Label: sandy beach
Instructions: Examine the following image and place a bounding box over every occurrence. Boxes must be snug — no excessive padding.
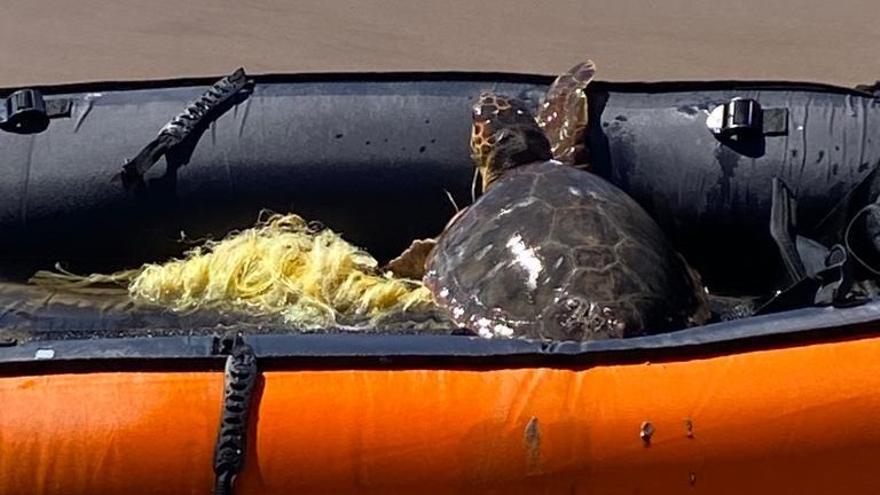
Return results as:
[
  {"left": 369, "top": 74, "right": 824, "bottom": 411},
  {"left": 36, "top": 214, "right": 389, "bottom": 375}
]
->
[{"left": 1, "top": 0, "right": 878, "bottom": 88}]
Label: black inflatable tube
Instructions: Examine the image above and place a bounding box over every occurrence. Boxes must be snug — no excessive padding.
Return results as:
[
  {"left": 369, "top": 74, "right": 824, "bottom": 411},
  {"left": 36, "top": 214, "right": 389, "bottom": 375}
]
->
[
  {"left": 2, "top": 299, "right": 879, "bottom": 370},
  {"left": 1, "top": 72, "right": 879, "bottom": 293}
]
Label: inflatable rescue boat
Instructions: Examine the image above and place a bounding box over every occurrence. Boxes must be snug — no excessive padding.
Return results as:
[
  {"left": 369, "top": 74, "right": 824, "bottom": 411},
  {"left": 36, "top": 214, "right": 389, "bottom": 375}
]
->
[{"left": 2, "top": 69, "right": 880, "bottom": 494}]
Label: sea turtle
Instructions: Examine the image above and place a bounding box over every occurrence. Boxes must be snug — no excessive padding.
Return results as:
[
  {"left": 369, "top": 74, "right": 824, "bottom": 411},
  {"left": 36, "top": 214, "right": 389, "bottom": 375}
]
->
[
  {"left": 422, "top": 92, "right": 709, "bottom": 340},
  {"left": 385, "top": 59, "right": 597, "bottom": 277}
]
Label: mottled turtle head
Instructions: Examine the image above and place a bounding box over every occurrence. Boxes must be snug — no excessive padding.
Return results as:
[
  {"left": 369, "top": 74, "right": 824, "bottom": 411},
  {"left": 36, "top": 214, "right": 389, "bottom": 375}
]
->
[{"left": 471, "top": 92, "right": 552, "bottom": 192}]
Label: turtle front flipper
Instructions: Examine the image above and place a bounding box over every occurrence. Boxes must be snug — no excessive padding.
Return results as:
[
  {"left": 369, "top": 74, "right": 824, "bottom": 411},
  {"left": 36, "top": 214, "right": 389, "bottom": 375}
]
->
[
  {"left": 536, "top": 59, "right": 596, "bottom": 168},
  {"left": 384, "top": 238, "right": 437, "bottom": 280},
  {"left": 383, "top": 207, "right": 472, "bottom": 280}
]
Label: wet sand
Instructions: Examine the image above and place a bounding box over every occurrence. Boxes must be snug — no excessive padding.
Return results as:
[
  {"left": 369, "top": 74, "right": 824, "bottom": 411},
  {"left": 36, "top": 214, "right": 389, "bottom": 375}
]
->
[{"left": 1, "top": 0, "right": 879, "bottom": 87}]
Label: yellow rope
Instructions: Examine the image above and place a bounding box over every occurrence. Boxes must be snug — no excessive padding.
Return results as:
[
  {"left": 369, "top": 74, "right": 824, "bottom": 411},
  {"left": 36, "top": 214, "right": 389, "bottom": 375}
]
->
[{"left": 31, "top": 212, "right": 435, "bottom": 329}]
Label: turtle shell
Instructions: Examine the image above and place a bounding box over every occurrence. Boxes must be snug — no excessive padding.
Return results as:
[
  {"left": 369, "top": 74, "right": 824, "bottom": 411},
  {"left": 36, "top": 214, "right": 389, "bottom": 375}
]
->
[{"left": 424, "top": 160, "right": 705, "bottom": 341}]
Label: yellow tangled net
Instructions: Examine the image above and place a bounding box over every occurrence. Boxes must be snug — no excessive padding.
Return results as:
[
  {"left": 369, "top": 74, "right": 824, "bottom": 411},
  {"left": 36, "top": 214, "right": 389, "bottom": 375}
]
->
[{"left": 31, "top": 213, "right": 435, "bottom": 329}]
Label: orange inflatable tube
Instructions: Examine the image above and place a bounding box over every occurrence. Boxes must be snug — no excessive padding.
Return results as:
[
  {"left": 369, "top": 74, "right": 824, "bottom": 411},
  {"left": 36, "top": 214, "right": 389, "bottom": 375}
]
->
[{"left": 2, "top": 334, "right": 880, "bottom": 494}]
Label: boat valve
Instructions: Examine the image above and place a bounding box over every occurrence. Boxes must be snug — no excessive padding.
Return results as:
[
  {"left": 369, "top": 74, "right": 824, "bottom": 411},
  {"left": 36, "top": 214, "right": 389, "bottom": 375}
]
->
[{"left": 707, "top": 97, "right": 788, "bottom": 139}]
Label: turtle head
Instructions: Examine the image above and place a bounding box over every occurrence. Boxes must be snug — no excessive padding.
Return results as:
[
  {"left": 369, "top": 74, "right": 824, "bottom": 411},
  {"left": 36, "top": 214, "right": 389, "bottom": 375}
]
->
[{"left": 471, "top": 92, "right": 552, "bottom": 192}]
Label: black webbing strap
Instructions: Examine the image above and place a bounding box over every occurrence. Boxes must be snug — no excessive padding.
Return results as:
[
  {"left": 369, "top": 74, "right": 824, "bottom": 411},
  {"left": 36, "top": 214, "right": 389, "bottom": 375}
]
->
[
  {"left": 118, "top": 68, "right": 254, "bottom": 188},
  {"left": 769, "top": 178, "right": 807, "bottom": 284},
  {"left": 212, "top": 333, "right": 259, "bottom": 495},
  {"left": 762, "top": 178, "right": 854, "bottom": 314}
]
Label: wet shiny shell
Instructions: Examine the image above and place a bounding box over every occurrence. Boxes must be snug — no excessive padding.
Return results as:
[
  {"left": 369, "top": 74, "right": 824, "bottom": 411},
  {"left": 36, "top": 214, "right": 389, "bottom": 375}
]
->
[{"left": 424, "top": 161, "right": 703, "bottom": 341}]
